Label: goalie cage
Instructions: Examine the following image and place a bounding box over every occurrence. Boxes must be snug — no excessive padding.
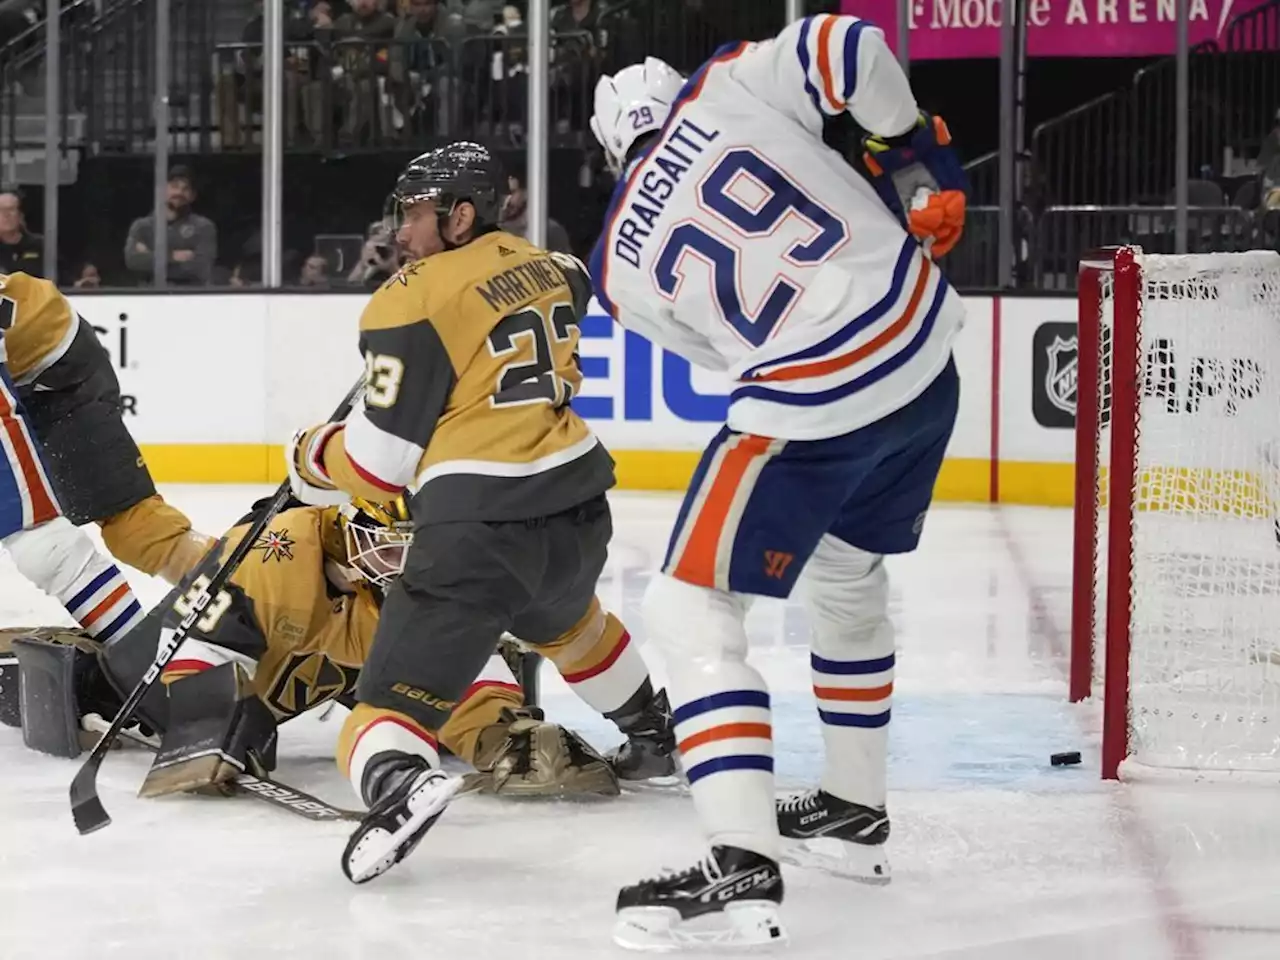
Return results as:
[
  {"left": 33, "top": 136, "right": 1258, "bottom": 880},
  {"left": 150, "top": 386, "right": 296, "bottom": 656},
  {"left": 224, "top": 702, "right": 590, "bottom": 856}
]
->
[{"left": 1070, "top": 246, "right": 1280, "bottom": 782}]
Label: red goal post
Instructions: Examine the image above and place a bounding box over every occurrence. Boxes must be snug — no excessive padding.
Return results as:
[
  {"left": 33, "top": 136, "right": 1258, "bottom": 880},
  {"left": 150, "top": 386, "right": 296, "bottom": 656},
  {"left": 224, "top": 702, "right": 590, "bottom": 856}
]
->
[{"left": 1070, "top": 246, "right": 1280, "bottom": 782}]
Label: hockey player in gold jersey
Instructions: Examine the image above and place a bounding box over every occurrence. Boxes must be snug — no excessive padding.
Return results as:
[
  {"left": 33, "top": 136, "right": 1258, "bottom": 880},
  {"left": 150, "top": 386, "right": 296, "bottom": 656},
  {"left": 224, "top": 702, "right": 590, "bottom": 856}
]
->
[
  {"left": 287, "top": 142, "right": 676, "bottom": 883},
  {"left": 4, "top": 495, "right": 620, "bottom": 800},
  {"left": 0, "top": 270, "right": 211, "bottom": 584}
]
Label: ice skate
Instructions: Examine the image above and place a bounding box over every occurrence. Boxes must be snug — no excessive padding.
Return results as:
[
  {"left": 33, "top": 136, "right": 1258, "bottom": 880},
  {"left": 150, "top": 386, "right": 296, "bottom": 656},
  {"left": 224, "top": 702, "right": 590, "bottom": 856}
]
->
[
  {"left": 613, "top": 845, "right": 786, "bottom": 951},
  {"left": 776, "top": 788, "right": 890, "bottom": 884},
  {"left": 341, "top": 761, "right": 462, "bottom": 884},
  {"left": 608, "top": 687, "right": 680, "bottom": 783}
]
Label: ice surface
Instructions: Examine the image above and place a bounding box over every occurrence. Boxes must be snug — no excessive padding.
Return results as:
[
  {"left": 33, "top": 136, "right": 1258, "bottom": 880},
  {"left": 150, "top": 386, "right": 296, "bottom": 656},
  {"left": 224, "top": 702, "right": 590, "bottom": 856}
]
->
[{"left": 3, "top": 488, "right": 1279, "bottom": 959}]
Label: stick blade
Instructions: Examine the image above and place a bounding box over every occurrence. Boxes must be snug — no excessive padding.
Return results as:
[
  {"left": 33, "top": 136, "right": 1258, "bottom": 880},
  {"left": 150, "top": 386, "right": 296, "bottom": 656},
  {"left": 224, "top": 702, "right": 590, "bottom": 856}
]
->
[{"left": 70, "top": 754, "right": 111, "bottom": 835}]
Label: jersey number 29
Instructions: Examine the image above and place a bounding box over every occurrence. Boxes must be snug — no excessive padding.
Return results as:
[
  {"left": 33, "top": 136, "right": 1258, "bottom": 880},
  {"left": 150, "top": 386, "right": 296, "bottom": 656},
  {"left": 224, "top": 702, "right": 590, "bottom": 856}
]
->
[{"left": 653, "top": 148, "right": 847, "bottom": 348}]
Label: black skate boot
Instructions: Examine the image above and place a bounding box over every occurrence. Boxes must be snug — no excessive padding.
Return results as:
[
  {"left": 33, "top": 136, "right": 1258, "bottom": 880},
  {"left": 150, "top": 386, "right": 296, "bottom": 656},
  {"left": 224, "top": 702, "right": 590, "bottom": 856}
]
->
[
  {"left": 613, "top": 845, "right": 786, "bottom": 951},
  {"left": 341, "top": 754, "right": 463, "bottom": 884},
  {"left": 776, "top": 789, "right": 890, "bottom": 884},
  {"left": 605, "top": 683, "right": 679, "bottom": 782}
]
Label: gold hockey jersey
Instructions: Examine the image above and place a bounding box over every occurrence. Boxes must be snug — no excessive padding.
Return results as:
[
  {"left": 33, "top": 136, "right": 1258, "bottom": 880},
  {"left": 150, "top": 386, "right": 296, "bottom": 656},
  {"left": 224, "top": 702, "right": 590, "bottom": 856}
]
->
[
  {"left": 165, "top": 505, "right": 520, "bottom": 761},
  {"left": 317, "top": 231, "right": 616, "bottom": 522},
  {"left": 165, "top": 505, "right": 380, "bottom": 718},
  {"left": 0, "top": 271, "right": 77, "bottom": 383}
]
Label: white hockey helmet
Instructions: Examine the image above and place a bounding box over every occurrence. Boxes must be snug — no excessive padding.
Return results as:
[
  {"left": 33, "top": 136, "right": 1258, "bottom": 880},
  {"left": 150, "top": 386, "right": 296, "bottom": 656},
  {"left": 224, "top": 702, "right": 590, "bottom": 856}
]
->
[{"left": 591, "top": 57, "right": 686, "bottom": 175}]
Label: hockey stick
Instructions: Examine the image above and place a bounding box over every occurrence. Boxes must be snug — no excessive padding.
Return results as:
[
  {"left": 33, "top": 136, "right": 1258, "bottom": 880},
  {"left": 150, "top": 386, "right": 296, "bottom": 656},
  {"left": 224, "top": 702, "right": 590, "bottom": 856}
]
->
[
  {"left": 80, "top": 713, "right": 364, "bottom": 822},
  {"left": 71, "top": 378, "right": 365, "bottom": 835}
]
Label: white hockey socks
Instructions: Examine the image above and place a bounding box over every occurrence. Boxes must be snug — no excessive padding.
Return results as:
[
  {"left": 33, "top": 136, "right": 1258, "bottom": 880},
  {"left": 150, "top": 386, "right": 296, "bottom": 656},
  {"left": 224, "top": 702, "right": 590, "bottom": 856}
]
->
[
  {"left": 540, "top": 601, "right": 652, "bottom": 716},
  {"left": 799, "top": 535, "right": 894, "bottom": 809},
  {"left": 4, "top": 517, "right": 144, "bottom": 642},
  {"left": 338, "top": 703, "right": 441, "bottom": 805},
  {"left": 644, "top": 573, "right": 778, "bottom": 861}
]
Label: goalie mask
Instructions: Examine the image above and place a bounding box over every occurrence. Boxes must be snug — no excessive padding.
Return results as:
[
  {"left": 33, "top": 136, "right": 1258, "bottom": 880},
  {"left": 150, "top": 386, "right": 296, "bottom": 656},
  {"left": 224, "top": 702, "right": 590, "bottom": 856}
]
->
[{"left": 338, "top": 497, "right": 414, "bottom": 588}]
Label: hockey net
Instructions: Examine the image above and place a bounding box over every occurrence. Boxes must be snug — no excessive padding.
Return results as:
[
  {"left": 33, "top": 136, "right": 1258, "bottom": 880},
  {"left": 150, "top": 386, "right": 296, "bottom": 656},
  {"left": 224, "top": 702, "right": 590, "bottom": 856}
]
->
[{"left": 1071, "top": 247, "right": 1280, "bottom": 781}]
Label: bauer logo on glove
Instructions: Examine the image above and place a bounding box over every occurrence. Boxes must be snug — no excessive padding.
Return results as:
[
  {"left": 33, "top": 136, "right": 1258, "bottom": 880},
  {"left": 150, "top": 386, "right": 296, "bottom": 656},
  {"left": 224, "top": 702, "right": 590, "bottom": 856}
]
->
[{"left": 862, "top": 113, "right": 968, "bottom": 258}]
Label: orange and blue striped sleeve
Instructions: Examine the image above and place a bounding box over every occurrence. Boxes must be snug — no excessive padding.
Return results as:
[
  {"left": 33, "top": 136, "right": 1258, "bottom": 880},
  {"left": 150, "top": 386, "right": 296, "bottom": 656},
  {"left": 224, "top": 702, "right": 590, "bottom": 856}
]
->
[{"left": 734, "top": 15, "right": 919, "bottom": 138}]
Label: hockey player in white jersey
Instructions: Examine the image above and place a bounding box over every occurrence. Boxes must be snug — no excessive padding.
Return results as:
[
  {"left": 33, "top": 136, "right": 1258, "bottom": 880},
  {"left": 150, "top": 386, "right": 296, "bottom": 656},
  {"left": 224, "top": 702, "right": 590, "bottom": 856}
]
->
[{"left": 589, "top": 14, "right": 966, "bottom": 949}]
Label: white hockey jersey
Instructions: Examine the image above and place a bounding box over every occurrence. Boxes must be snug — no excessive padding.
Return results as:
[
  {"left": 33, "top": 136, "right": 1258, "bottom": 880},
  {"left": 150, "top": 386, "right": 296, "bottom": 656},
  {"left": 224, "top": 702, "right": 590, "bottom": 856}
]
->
[{"left": 589, "top": 15, "right": 966, "bottom": 441}]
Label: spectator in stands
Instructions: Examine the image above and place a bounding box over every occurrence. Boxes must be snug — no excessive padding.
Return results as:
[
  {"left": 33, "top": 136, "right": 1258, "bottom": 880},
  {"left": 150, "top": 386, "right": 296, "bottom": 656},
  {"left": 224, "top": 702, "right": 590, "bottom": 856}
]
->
[
  {"left": 447, "top": 0, "right": 502, "bottom": 30},
  {"left": 489, "top": 4, "right": 529, "bottom": 141},
  {"left": 220, "top": 0, "right": 333, "bottom": 148},
  {"left": 0, "top": 1, "right": 38, "bottom": 51},
  {"left": 549, "top": 0, "right": 608, "bottom": 134},
  {"left": 123, "top": 166, "right": 218, "bottom": 286},
  {"left": 317, "top": 0, "right": 397, "bottom": 144},
  {"left": 390, "top": 0, "right": 450, "bottom": 139},
  {"left": 347, "top": 219, "right": 400, "bottom": 288},
  {"left": 72, "top": 263, "right": 101, "bottom": 289},
  {"left": 1258, "top": 108, "right": 1280, "bottom": 176},
  {"left": 499, "top": 169, "right": 571, "bottom": 253},
  {"left": 0, "top": 187, "right": 43, "bottom": 277},
  {"left": 1260, "top": 108, "right": 1280, "bottom": 210},
  {"left": 299, "top": 253, "right": 332, "bottom": 287}
]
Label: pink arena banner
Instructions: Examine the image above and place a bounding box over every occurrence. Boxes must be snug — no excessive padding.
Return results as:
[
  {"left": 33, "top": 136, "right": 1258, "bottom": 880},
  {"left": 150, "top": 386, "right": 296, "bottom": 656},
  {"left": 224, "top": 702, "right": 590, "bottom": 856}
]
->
[{"left": 840, "top": 0, "right": 1275, "bottom": 58}]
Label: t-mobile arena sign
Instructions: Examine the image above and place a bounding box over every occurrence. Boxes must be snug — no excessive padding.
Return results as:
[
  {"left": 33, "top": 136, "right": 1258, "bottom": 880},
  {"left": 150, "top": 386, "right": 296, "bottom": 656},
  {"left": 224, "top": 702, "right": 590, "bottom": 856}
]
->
[{"left": 840, "top": 0, "right": 1274, "bottom": 57}]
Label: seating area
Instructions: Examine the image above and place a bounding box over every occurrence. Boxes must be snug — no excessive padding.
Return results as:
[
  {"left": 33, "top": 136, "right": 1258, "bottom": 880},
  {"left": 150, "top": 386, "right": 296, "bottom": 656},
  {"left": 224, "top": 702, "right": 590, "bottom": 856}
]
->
[{"left": 1, "top": 0, "right": 1277, "bottom": 289}]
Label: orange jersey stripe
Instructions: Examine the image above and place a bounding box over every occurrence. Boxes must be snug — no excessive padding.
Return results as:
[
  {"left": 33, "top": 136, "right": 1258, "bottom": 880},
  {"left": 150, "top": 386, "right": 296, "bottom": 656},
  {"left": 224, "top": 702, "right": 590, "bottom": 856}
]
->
[
  {"left": 81, "top": 582, "right": 130, "bottom": 627},
  {"left": 0, "top": 387, "right": 58, "bottom": 524},
  {"left": 813, "top": 683, "right": 894, "bottom": 702},
  {"left": 751, "top": 259, "right": 932, "bottom": 383},
  {"left": 816, "top": 15, "right": 844, "bottom": 110},
  {"left": 672, "top": 434, "right": 772, "bottom": 588},
  {"left": 679, "top": 722, "right": 773, "bottom": 754}
]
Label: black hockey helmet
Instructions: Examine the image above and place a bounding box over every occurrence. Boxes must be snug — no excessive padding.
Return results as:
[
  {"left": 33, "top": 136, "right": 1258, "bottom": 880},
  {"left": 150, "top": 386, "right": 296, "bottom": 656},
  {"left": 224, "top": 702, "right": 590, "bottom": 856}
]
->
[{"left": 391, "top": 141, "right": 506, "bottom": 240}]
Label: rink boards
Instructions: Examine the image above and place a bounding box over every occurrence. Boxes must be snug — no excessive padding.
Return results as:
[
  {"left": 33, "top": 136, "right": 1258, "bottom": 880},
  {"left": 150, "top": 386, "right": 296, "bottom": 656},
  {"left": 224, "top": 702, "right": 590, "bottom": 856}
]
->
[{"left": 63, "top": 290, "right": 1089, "bottom": 505}]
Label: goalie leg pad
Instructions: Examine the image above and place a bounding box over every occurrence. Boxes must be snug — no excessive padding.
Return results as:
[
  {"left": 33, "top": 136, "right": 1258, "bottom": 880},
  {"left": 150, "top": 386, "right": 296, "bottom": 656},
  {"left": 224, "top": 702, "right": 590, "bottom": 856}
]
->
[
  {"left": 0, "top": 632, "right": 20, "bottom": 728},
  {"left": 97, "top": 603, "right": 173, "bottom": 733},
  {"left": 11, "top": 633, "right": 104, "bottom": 758},
  {"left": 138, "top": 661, "right": 279, "bottom": 798}
]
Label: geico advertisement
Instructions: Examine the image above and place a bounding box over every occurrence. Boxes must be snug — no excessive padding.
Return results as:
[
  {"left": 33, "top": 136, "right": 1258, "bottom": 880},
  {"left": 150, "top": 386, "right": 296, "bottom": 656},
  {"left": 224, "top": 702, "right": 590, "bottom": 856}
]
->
[
  {"left": 68, "top": 294, "right": 269, "bottom": 444},
  {"left": 65, "top": 293, "right": 732, "bottom": 448},
  {"left": 574, "top": 306, "right": 730, "bottom": 449}
]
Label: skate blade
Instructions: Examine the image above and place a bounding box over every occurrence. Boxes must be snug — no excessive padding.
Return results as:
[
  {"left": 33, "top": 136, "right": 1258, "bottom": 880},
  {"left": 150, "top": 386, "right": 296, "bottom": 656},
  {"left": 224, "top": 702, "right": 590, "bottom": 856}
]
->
[
  {"left": 612, "top": 902, "right": 787, "bottom": 952},
  {"left": 345, "top": 775, "right": 463, "bottom": 884},
  {"left": 619, "top": 775, "right": 688, "bottom": 796},
  {"left": 780, "top": 837, "right": 891, "bottom": 885}
]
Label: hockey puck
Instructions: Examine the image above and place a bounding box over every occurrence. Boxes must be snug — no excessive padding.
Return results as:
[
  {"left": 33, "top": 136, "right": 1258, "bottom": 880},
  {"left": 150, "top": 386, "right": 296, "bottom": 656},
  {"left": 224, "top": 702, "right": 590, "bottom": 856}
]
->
[{"left": 1050, "top": 751, "right": 1082, "bottom": 767}]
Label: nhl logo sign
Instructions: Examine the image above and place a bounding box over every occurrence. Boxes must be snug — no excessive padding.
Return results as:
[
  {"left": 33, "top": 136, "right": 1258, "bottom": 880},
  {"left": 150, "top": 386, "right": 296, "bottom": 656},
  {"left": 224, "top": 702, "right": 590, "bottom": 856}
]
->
[
  {"left": 1045, "top": 335, "right": 1078, "bottom": 416},
  {"left": 1032, "top": 322, "right": 1080, "bottom": 429}
]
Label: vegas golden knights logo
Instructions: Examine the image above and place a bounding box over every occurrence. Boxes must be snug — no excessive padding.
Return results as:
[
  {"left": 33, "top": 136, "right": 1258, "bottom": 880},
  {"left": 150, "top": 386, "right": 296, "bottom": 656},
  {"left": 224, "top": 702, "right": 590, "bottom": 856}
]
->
[{"left": 265, "top": 652, "right": 357, "bottom": 716}]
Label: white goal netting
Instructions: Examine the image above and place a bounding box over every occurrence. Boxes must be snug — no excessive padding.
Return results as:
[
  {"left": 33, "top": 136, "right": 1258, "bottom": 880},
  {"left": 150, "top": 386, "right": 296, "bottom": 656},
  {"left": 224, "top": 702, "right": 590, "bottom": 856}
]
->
[{"left": 1090, "top": 250, "right": 1280, "bottom": 778}]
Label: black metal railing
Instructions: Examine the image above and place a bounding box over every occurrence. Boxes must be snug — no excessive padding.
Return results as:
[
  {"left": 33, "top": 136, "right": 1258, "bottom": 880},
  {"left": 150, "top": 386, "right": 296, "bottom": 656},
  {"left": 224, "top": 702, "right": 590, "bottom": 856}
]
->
[
  {"left": 1029, "top": 0, "right": 1280, "bottom": 207},
  {"left": 943, "top": 205, "right": 1001, "bottom": 288},
  {"left": 0, "top": 0, "right": 99, "bottom": 159},
  {"left": 962, "top": 150, "right": 998, "bottom": 205},
  {"left": 1, "top": 0, "right": 219, "bottom": 156},
  {"left": 211, "top": 33, "right": 601, "bottom": 152},
  {"left": 1031, "top": 205, "right": 1269, "bottom": 289},
  {"left": 1030, "top": 41, "right": 1224, "bottom": 206},
  {"left": 76, "top": 0, "right": 216, "bottom": 153}
]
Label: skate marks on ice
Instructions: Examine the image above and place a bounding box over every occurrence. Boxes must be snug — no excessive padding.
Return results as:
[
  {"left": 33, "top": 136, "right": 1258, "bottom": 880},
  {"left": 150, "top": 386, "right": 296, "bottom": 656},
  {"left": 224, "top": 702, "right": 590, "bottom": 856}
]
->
[{"left": 2, "top": 493, "right": 1280, "bottom": 957}]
